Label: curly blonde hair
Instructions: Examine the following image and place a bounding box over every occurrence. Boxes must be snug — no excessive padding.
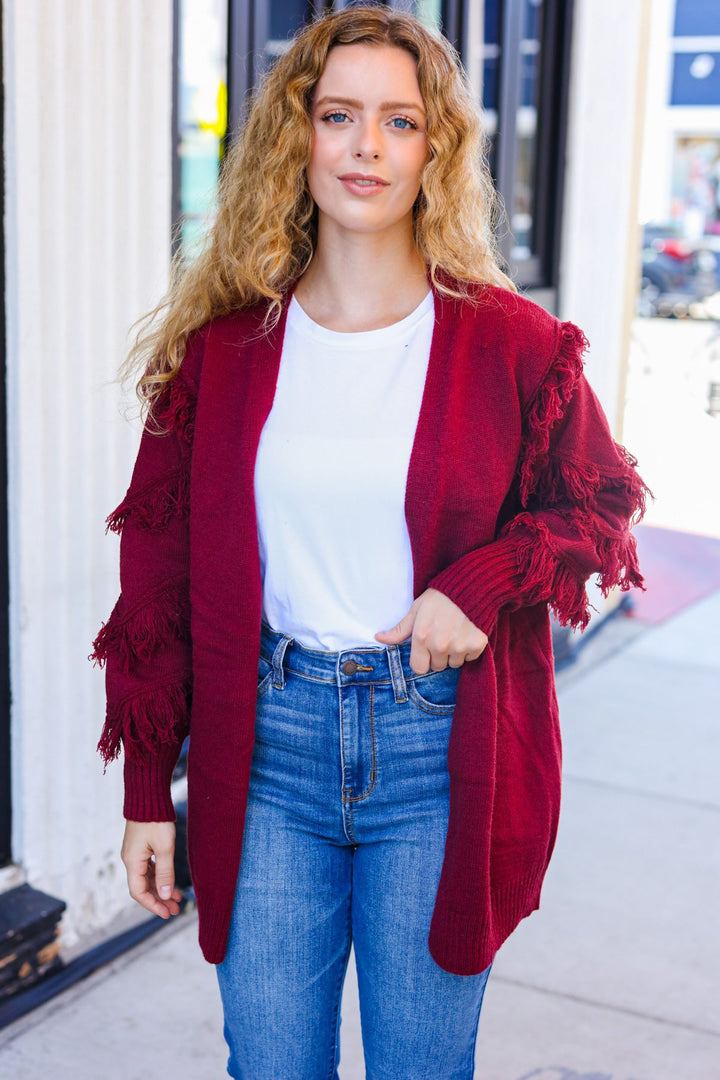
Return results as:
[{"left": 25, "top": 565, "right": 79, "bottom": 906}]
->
[{"left": 128, "top": 4, "right": 515, "bottom": 413}]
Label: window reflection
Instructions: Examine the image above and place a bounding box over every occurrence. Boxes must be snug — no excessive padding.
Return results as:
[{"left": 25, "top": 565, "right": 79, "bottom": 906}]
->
[
  {"left": 512, "top": 0, "right": 542, "bottom": 261},
  {"left": 481, "top": 0, "right": 501, "bottom": 179},
  {"left": 414, "top": 0, "right": 442, "bottom": 30},
  {"left": 264, "top": 0, "right": 313, "bottom": 67},
  {"left": 473, "top": 0, "right": 543, "bottom": 265}
]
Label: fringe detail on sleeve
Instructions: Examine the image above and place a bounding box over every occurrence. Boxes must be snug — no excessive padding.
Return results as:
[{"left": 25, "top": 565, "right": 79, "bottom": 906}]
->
[
  {"left": 90, "top": 579, "right": 190, "bottom": 672},
  {"left": 596, "top": 530, "right": 645, "bottom": 597},
  {"left": 153, "top": 373, "right": 196, "bottom": 446},
  {"left": 504, "top": 514, "right": 592, "bottom": 630},
  {"left": 534, "top": 451, "right": 651, "bottom": 528},
  {"left": 519, "top": 322, "right": 588, "bottom": 506},
  {"left": 504, "top": 501, "right": 647, "bottom": 631},
  {"left": 105, "top": 468, "right": 190, "bottom": 535},
  {"left": 97, "top": 677, "right": 192, "bottom": 767}
]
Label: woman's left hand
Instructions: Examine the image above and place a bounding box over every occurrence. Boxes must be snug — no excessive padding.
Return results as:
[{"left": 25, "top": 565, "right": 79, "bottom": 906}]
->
[{"left": 375, "top": 588, "right": 488, "bottom": 675}]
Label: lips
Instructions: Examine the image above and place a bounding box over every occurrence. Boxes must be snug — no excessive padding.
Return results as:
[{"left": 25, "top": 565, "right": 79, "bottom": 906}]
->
[
  {"left": 338, "top": 173, "right": 390, "bottom": 185},
  {"left": 337, "top": 173, "right": 391, "bottom": 197}
]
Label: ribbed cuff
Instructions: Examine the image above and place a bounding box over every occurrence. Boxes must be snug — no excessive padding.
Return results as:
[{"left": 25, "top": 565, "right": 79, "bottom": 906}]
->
[
  {"left": 428, "top": 866, "right": 545, "bottom": 976},
  {"left": 428, "top": 535, "right": 522, "bottom": 635},
  {"left": 123, "top": 742, "right": 180, "bottom": 822}
]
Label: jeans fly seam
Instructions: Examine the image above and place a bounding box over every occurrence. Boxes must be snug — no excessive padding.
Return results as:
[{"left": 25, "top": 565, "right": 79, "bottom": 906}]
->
[
  {"left": 339, "top": 683, "right": 356, "bottom": 843},
  {"left": 346, "top": 683, "right": 377, "bottom": 803}
]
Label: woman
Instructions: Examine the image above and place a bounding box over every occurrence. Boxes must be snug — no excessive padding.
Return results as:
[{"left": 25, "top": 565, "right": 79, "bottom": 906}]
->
[{"left": 93, "top": 7, "right": 648, "bottom": 1078}]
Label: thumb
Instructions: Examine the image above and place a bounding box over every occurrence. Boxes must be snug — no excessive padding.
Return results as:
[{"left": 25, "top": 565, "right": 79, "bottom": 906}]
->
[
  {"left": 375, "top": 603, "right": 417, "bottom": 644},
  {"left": 154, "top": 849, "right": 176, "bottom": 901}
]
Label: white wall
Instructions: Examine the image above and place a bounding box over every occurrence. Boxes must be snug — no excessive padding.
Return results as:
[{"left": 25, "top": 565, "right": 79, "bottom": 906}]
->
[
  {"left": 559, "top": 0, "right": 651, "bottom": 435},
  {"left": 3, "top": 0, "right": 173, "bottom": 946}
]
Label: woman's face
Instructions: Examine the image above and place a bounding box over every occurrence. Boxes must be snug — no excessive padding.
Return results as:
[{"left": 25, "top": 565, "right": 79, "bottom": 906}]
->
[{"left": 307, "top": 43, "right": 429, "bottom": 242}]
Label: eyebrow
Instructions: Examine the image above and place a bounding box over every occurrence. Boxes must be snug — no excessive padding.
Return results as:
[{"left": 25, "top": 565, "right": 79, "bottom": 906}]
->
[{"left": 314, "top": 95, "right": 426, "bottom": 116}]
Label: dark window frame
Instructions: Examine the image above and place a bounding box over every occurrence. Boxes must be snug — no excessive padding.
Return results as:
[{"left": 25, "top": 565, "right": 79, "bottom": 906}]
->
[{"left": 492, "top": 0, "right": 574, "bottom": 295}]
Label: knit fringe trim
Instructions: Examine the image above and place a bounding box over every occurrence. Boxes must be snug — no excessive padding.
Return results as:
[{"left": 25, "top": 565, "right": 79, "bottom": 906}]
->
[
  {"left": 97, "top": 677, "right": 192, "bottom": 767},
  {"left": 537, "top": 450, "right": 649, "bottom": 597},
  {"left": 504, "top": 509, "right": 646, "bottom": 631},
  {"left": 105, "top": 468, "right": 190, "bottom": 535},
  {"left": 505, "top": 514, "right": 592, "bottom": 630},
  {"left": 90, "top": 580, "right": 190, "bottom": 672},
  {"left": 519, "top": 321, "right": 588, "bottom": 506},
  {"left": 152, "top": 373, "right": 196, "bottom": 446},
  {"left": 535, "top": 451, "right": 651, "bottom": 528}
]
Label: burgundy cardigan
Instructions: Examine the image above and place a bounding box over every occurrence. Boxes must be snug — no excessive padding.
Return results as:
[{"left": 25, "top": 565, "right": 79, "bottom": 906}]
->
[{"left": 92, "top": 284, "right": 648, "bottom": 975}]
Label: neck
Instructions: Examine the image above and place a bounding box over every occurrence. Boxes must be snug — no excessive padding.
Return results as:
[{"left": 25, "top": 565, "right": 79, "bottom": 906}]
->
[{"left": 294, "top": 219, "right": 430, "bottom": 332}]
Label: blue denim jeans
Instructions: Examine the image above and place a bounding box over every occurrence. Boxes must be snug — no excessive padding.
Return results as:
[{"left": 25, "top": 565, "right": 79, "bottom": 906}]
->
[{"left": 216, "top": 624, "right": 491, "bottom": 1080}]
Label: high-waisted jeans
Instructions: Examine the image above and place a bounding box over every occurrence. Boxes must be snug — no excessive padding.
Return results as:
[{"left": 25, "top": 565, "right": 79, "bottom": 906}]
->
[{"left": 216, "top": 624, "right": 491, "bottom": 1080}]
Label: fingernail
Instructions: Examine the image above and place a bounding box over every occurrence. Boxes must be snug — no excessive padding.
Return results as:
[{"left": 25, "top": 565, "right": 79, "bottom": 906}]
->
[{"left": 159, "top": 885, "right": 172, "bottom": 899}]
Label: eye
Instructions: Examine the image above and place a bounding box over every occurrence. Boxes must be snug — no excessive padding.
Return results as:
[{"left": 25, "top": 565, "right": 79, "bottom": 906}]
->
[
  {"left": 389, "top": 115, "right": 418, "bottom": 130},
  {"left": 321, "top": 111, "right": 350, "bottom": 124}
]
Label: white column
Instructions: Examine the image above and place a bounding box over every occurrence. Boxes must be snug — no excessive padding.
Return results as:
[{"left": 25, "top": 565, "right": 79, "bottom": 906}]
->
[
  {"left": 3, "top": 0, "right": 173, "bottom": 945},
  {"left": 559, "top": 0, "right": 652, "bottom": 434}
]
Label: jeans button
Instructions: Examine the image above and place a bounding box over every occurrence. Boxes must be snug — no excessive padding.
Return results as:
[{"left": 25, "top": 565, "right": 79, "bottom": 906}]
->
[{"left": 341, "top": 659, "right": 359, "bottom": 675}]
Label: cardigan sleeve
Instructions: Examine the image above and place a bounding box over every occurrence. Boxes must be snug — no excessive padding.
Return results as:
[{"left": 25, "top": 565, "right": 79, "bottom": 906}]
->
[
  {"left": 428, "top": 321, "right": 650, "bottom": 635},
  {"left": 91, "top": 336, "right": 203, "bottom": 822}
]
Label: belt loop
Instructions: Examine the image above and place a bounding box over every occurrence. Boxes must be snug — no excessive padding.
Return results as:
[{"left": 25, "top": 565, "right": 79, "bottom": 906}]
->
[
  {"left": 272, "top": 635, "right": 292, "bottom": 690},
  {"left": 387, "top": 644, "right": 408, "bottom": 704}
]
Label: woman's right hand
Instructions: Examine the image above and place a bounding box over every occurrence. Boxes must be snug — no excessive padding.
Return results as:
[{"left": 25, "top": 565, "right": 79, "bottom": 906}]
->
[{"left": 121, "top": 820, "right": 183, "bottom": 919}]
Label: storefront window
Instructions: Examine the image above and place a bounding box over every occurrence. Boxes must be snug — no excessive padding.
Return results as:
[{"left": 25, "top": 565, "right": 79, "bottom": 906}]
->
[
  {"left": 175, "top": 0, "right": 228, "bottom": 252},
  {"left": 670, "top": 136, "right": 720, "bottom": 238},
  {"left": 479, "top": 0, "right": 547, "bottom": 274},
  {"left": 511, "top": 0, "right": 543, "bottom": 261},
  {"left": 481, "top": 0, "right": 501, "bottom": 167},
  {"left": 263, "top": 0, "right": 314, "bottom": 68},
  {"left": 173, "top": 0, "right": 570, "bottom": 296}
]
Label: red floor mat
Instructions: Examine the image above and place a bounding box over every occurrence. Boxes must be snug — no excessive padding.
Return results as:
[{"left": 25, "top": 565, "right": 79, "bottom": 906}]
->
[{"left": 629, "top": 524, "right": 720, "bottom": 624}]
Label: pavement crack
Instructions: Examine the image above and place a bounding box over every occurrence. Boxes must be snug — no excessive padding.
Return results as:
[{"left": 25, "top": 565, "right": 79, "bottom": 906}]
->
[
  {"left": 491, "top": 976, "right": 720, "bottom": 1039},
  {"left": 561, "top": 772, "right": 720, "bottom": 813}
]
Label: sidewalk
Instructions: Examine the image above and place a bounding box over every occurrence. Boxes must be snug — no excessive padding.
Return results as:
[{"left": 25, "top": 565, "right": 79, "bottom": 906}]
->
[{"left": 0, "top": 579, "right": 718, "bottom": 1079}]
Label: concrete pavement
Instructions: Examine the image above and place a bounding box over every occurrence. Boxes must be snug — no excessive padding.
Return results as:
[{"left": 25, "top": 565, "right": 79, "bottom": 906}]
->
[{"left": 0, "top": 582, "right": 718, "bottom": 1079}]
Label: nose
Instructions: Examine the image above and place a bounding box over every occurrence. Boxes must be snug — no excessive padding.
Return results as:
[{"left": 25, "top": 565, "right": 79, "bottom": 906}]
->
[{"left": 352, "top": 119, "right": 382, "bottom": 161}]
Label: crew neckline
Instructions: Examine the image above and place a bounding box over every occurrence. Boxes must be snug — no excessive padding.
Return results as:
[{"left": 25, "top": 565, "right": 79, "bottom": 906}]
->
[{"left": 288, "top": 290, "right": 434, "bottom": 349}]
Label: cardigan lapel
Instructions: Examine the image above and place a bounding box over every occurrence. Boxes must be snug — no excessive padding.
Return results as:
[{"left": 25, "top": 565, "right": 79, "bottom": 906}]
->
[
  {"left": 190, "top": 301, "right": 291, "bottom": 726},
  {"left": 405, "top": 287, "right": 465, "bottom": 596}
]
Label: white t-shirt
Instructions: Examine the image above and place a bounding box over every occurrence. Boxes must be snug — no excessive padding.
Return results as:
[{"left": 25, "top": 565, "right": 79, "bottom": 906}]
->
[{"left": 254, "top": 291, "right": 434, "bottom": 651}]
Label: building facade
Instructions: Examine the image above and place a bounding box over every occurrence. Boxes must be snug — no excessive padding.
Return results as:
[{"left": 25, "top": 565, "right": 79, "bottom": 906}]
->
[{"left": 640, "top": 0, "right": 720, "bottom": 238}]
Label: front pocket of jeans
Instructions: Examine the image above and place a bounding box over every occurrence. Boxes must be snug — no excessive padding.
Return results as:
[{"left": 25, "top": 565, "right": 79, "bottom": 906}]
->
[{"left": 407, "top": 667, "right": 459, "bottom": 713}]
